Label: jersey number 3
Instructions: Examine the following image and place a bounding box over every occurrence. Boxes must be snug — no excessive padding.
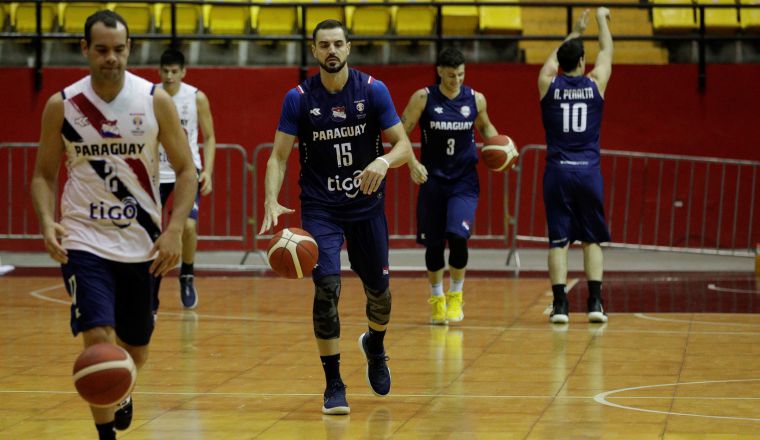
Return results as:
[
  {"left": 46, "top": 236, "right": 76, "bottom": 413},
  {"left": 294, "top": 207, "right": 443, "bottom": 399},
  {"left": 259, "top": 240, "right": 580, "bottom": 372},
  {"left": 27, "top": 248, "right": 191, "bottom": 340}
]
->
[{"left": 560, "top": 103, "right": 587, "bottom": 133}]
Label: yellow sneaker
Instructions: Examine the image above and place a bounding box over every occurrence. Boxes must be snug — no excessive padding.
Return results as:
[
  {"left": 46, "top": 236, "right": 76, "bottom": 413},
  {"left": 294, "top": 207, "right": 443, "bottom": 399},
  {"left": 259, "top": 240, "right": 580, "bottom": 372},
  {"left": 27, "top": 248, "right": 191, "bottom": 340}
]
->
[
  {"left": 445, "top": 291, "right": 464, "bottom": 322},
  {"left": 428, "top": 295, "right": 447, "bottom": 325}
]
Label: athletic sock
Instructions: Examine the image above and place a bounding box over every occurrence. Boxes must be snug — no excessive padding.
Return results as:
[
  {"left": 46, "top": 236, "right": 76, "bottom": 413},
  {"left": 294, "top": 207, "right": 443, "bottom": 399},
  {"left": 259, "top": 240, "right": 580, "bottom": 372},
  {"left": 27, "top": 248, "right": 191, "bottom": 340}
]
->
[
  {"left": 180, "top": 262, "right": 194, "bottom": 277},
  {"left": 588, "top": 280, "right": 602, "bottom": 299},
  {"left": 320, "top": 354, "right": 341, "bottom": 384},
  {"left": 450, "top": 278, "right": 464, "bottom": 293},
  {"left": 96, "top": 422, "right": 116, "bottom": 440},
  {"left": 552, "top": 284, "right": 567, "bottom": 303},
  {"left": 367, "top": 327, "right": 386, "bottom": 355},
  {"left": 430, "top": 282, "right": 444, "bottom": 297}
]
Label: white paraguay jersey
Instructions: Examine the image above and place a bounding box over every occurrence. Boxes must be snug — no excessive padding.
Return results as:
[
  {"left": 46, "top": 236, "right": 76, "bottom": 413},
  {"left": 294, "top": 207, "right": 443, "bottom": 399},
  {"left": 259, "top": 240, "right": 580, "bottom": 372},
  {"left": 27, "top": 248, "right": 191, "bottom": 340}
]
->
[
  {"left": 157, "top": 82, "right": 200, "bottom": 183},
  {"left": 60, "top": 72, "right": 161, "bottom": 262}
]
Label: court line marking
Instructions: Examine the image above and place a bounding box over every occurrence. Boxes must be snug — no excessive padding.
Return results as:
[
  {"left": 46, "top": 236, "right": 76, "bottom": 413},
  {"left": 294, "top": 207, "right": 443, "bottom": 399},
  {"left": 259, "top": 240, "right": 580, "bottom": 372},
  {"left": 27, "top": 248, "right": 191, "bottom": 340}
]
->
[
  {"left": 29, "top": 285, "right": 760, "bottom": 335},
  {"left": 594, "top": 378, "right": 760, "bottom": 422},
  {"left": 707, "top": 283, "right": 760, "bottom": 295},
  {"left": 635, "top": 313, "right": 760, "bottom": 328}
]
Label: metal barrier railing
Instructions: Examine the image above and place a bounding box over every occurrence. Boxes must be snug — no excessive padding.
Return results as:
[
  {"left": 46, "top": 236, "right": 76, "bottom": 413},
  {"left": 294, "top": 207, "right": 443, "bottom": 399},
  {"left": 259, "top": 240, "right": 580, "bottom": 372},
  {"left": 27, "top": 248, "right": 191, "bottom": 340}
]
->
[
  {"left": 247, "top": 142, "right": 511, "bottom": 258},
  {"left": 506, "top": 145, "right": 760, "bottom": 268},
  {"left": 0, "top": 142, "right": 248, "bottom": 248}
]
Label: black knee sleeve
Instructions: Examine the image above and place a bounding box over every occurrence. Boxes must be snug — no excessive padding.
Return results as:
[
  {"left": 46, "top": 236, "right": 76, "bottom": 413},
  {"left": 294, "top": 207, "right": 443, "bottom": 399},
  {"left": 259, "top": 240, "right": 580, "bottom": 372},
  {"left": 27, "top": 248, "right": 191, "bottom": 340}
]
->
[
  {"left": 313, "top": 275, "right": 341, "bottom": 340},
  {"left": 425, "top": 241, "right": 446, "bottom": 272},
  {"left": 447, "top": 233, "right": 469, "bottom": 269},
  {"left": 363, "top": 284, "right": 392, "bottom": 326}
]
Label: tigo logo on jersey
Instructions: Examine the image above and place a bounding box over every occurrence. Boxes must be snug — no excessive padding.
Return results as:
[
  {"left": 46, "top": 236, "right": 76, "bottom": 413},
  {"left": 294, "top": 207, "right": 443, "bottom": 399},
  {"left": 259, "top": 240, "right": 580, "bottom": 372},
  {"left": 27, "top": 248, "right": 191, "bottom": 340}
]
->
[
  {"left": 89, "top": 197, "right": 138, "bottom": 228},
  {"left": 434, "top": 106, "right": 444, "bottom": 114},
  {"left": 331, "top": 106, "right": 347, "bottom": 122},
  {"left": 460, "top": 106, "right": 471, "bottom": 118}
]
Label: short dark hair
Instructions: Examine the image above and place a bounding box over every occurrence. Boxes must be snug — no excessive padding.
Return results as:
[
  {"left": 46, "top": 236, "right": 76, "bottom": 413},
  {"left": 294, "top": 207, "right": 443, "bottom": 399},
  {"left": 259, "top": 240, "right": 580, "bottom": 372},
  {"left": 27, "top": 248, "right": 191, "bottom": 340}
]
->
[
  {"left": 557, "top": 38, "right": 584, "bottom": 72},
  {"left": 437, "top": 47, "right": 466, "bottom": 68},
  {"left": 312, "top": 19, "right": 349, "bottom": 42},
  {"left": 160, "top": 48, "right": 186, "bottom": 68},
  {"left": 84, "top": 10, "right": 129, "bottom": 45}
]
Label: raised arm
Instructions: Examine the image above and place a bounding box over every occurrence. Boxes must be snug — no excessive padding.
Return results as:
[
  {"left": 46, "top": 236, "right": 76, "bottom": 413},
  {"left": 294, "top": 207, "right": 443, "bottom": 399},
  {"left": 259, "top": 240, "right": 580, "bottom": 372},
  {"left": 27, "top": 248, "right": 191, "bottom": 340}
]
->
[
  {"left": 474, "top": 92, "right": 498, "bottom": 140},
  {"left": 538, "top": 8, "right": 590, "bottom": 99},
  {"left": 589, "top": 7, "right": 613, "bottom": 96},
  {"left": 31, "top": 93, "right": 68, "bottom": 264},
  {"left": 196, "top": 90, "right": 217, "bottom": 196}
]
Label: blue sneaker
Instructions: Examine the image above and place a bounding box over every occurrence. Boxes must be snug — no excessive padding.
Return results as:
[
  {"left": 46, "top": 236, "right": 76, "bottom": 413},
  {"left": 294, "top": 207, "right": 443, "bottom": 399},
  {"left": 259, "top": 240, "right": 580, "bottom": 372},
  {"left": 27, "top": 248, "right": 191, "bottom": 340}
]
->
[
  {"left": 322, "top": 379, "right": 350, "bottom": 415},
  {"left": 179, "top": 275, "right": 198, "bottom": 309},
  {"left": 358, "top": 332, "right": 391, "bottom": 396}
]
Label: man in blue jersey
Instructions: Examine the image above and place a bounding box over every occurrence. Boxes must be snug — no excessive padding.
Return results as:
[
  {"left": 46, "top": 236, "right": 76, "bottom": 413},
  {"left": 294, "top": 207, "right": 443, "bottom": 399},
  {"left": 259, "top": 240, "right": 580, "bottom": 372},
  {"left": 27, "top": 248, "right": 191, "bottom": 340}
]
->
[
  {"left": 538, "top": 7, "right": 613, "bottom": 324},
  {"left": 259, "top": 19, "right": 412, "bottom": 415},
  {"left": 400, "top": 47, "right": 500, "bottom": 325}
]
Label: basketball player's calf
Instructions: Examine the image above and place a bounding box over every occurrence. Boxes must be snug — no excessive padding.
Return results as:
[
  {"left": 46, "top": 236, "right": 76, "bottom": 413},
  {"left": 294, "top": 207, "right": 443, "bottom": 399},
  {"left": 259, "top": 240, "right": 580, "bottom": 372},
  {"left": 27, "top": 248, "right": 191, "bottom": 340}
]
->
[
  {"left": 358, "top": 283, "right": 392, "bottom": 396},
  {"left": 313, "top": 276, "right": 349, "bottom": 415}
]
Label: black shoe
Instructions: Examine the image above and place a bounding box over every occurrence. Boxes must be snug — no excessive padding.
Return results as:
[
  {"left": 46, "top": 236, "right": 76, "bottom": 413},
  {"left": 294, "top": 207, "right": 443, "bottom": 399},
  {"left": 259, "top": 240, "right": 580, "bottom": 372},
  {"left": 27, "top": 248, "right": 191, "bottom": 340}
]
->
[
  {"left": 549, "top": 299, "right": 569, "bottom": 324},
  {"left": 587, "top": 296, "right": 608, "bottom": 323},
  {"left": 179, "top": 275, "right": 198, "bottom": 309},
  {"left": 114, "top": 395, "right": 132, "bottom": 431},
  {"left": 358, "top": 332, "right": 391, "bottom": 396},
  {"left": 322, "top": 378, "right": 350, "bottom": 415}
]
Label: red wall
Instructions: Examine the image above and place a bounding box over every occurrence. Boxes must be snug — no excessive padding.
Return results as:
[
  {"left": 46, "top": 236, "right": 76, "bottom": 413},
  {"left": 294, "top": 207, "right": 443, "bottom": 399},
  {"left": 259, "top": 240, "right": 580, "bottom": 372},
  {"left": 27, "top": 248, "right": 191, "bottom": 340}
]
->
[{"left": 2, "top": 64, "right": 758, "bottom": 252}]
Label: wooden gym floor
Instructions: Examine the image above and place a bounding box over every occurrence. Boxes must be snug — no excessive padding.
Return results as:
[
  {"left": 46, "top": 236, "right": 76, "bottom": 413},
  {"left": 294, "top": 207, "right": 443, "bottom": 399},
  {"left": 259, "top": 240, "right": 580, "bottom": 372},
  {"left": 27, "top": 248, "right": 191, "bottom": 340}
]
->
[{"left": 1, "top": 273, "right": 759, "bottom": 439}]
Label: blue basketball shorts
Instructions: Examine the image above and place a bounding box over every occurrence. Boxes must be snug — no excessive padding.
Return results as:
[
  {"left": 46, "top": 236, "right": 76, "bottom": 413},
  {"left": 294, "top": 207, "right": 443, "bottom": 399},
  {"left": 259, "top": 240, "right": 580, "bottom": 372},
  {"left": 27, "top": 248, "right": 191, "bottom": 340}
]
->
[
  {"left": 543, "top": 167, "right": 611, "bottom": 248},
  {"left": 416, "top": 173, "right": 479, "bottom": 246},
  {"left": 302, "top": 212, "right": 390, "bottom": 292},
  {"left": 61, "top": 250, "right": 156, "bottom": 346},
  {"left": 159, "top": 169, "right": 201, "bottom": 220}
]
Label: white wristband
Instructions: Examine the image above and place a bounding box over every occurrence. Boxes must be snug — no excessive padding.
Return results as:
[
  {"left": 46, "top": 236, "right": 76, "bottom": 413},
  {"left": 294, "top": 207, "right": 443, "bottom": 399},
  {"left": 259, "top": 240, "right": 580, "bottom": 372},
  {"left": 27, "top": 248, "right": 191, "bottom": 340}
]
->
[{"left": 375, "top": 156, "right": 390, "bottom": 168}]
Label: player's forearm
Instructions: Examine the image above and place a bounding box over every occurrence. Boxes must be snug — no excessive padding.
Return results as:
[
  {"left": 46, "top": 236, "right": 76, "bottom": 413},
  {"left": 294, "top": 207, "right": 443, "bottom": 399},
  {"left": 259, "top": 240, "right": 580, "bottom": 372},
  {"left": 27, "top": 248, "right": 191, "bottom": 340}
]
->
[
  {"left": 480, "top": 124, "right": 499, "bottom": 140},
  {"left": 263, "top": 157, "right": 287, "bottom": 203},
  {"left": 166, "top": 167, "right": 196, "bottom": 232},
  {"left": 202, "top": 137, "right": 216, "bottom": 174},
  {"left": 31, "top": 175, "right": 57, "bottom": 227},
  {"left": 381, "top": 138, "right": 412, "bottom": 168},
  {"left": 597, "top": 18, "right": 613, "bottom": 54}
]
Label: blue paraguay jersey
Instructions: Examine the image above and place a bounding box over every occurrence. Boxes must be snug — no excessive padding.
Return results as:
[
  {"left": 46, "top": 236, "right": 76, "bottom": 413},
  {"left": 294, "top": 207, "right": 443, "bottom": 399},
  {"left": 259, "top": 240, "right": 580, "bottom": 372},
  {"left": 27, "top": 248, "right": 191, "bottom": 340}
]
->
[
  {"left": 541, "top": 75, "right": 604, "bottom": 170},
  {"left": 277, "top": 69, "right": 400, "bottom": 220},
  {"left": 419, "top": 85, "right": 478, "bottom": 180}
]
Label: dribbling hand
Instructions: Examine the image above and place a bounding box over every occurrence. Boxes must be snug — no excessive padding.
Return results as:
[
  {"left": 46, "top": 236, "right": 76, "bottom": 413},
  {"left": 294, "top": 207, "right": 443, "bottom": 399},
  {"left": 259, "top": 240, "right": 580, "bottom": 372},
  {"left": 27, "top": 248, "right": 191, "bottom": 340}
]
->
[{"left": 259, "top": 200, "right": 295, "bottom": 235}]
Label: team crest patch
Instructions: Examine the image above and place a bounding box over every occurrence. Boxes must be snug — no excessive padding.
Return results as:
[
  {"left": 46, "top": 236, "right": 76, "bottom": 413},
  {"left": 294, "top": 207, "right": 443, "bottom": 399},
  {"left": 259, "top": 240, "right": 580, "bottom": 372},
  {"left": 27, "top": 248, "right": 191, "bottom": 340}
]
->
[
  {"left": 101, "top": 120, "right": 121, "bottom": 138},
  {"left": 434, "top": 106, "right": 444, "bottom": 114},
  {"left": 355, "top": 100, "right": 366, "bottom": 119},
  {"left": 331, "top": 105, "right": 347, "bottom": 122},
  {"left": 131, "top": 114, "right": 145, "bottom": 136},
  {"left": 460, "top": 105, "right": 471, "bottom": 118}
]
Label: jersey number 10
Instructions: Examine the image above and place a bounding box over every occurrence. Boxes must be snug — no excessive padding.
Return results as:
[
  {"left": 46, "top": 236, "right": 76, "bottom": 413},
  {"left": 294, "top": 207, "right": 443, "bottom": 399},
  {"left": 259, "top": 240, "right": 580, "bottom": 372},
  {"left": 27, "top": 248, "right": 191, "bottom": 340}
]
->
[{"left": 560, "top": 102, "right": 587, "bottom": 133}]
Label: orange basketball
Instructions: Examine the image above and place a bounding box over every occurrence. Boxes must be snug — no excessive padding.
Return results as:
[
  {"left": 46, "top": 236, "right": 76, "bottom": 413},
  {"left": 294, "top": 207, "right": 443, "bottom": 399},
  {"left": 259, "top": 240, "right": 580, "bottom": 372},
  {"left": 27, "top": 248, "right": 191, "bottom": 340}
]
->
[
  {"left": 72, "top": 343, "right": 136, "bottom": 408},
  {"left": 267, "top": 227, "right": 319, "bottom": 279},
  {"left": 481, "top": 135, "right": 519, "bottom": 172}
]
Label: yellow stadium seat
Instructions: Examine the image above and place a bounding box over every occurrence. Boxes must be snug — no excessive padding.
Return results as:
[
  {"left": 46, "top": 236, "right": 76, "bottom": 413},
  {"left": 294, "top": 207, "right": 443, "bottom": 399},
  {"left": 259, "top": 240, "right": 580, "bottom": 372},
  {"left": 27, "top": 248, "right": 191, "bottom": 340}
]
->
[
  {"left": 0, "top": 4, "right": 8, "bottom": 30},
  {"left": 256, "top": 0, "right": 299, "bottom": 36},
  {"left": 11, "top": 2, "right": 58, "bottom": 33},
  {"left": 741, "top": 0, "right": 760, "bottom": 30},
  {"left": 205, "top": 0, "right": 249, "bottom": 35},
  {"left": 60, "top": 3, "right": 105, "bottom": 34},
  {"left": 436, "top": 0, "right": 478, "bottom": 35},
  {"left": 393, "top": 3, "right": 436, "bottom": 36},
  {"left": 156, "top": 3, "right": 202, "bottom": 34},
  {"left": 299, "top": 0, "right": 345, "bottom": 35},
  {"left": 108, "top": 3, "right": 152, "bottom": 34},
  {"left": 479, "top": 0, "right": 522, "bottom": 34},
  {"left": 348, "top": 0, "right": 391, "bottom": 36},
  {"left": 652, "top": 0, "right": 697, "bottom": 32},
  {"left": 697, "top": 0, "right": 741, "bottom": 31}
]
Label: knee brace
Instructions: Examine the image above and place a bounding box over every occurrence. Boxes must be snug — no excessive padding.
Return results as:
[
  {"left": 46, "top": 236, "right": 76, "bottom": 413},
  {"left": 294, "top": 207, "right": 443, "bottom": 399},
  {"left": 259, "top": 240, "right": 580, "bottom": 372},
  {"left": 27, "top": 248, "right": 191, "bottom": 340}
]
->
[
  {"left": 447, "top": 233, "right": 469, "bottom": 269},
  {"left": 425, "top": 241, "right": 446, "bottom": 272},
  {"left": 363, "top": 284, "right": 392, "bottom": 326},
  {"left": 313, "top": 275, "right": 341, "bottom": 340}
]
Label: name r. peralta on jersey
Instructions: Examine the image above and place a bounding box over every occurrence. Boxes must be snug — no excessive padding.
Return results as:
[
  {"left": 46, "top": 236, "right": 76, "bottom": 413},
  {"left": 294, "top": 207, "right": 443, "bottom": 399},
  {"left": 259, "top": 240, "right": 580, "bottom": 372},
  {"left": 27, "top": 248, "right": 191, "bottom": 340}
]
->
[{"left": 59, "top": 72, "right": 161, "bottom": 262}]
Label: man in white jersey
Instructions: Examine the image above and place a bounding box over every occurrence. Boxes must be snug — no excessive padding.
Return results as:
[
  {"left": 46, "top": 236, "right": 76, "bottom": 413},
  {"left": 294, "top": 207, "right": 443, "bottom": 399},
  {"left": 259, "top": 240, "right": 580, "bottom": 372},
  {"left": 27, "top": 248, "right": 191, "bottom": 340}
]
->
[
  {"left": 156, "top": 48, "right": 217, "bottom": 310},
  {"left": 30, "top": 11, "right": 196, "bottom": 440}
]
